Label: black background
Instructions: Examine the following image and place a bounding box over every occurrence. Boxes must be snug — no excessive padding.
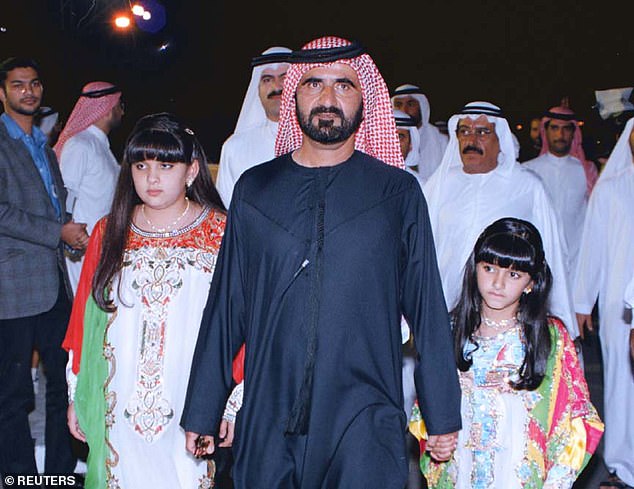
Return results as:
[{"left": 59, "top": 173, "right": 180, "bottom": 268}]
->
[{"left": 3, "top": 0, "right": 632, "bottom": 162}]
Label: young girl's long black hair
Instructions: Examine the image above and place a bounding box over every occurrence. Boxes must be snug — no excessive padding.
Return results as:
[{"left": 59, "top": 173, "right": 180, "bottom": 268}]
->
[
  {"left": 452, "top": 217, "right": 552, "bottom": 390},
  {"left": 93, "top": 112, "right": 225, "bottom": 312}
]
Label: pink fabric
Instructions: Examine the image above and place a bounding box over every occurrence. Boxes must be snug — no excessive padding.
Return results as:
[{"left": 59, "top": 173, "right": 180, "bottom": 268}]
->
[
  {"left": 540, "top": 106, "right": 598, "bottom": 195},
  {"left": 275, "top": 36, "right": 403, "bottom": 168},
  {"left": 53, "top": 81, "right": 121, "bottom": 160}
]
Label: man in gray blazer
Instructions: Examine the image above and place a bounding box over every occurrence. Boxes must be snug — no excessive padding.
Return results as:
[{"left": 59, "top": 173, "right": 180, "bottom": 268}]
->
[{"left": 0, "top": 57, "right": 89, "bottom": 477}]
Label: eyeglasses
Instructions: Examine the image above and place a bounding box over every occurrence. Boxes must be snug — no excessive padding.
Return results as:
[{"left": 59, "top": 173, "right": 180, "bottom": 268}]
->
[{"left": 456, "top": 126, "right": 494, "bottom": 139}]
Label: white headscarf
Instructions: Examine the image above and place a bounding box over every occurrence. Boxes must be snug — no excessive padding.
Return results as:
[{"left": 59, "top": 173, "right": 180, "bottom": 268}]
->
[
  {"left": 393, "top": 109, "right": 421, "bottom": 168},
  {"left": 424, "top": 101, "right": 518, "bottom": 222},
  {"left": 597, "top": 116, "right": 634, "bottom": 182},
  {"left": 391, "top": 84, "right": 448, "bottom": 168},
  {"left": 233, "top": 46, "right": 291, "bottom": 134}
]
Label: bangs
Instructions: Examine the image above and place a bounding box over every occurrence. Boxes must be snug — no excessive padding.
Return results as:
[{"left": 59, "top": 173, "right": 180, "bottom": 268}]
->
[
  {"left": 476, "top": 233, "right": 537, "bottom": 273},
  {"left": 125, "top": 129, "right": 191, "bottom": 164}
]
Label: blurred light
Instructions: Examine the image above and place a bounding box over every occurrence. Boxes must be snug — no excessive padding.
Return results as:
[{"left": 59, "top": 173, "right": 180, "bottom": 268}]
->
[
  {"left": 114, "top": 15, "right": 131, "bottom": 28},
  {"left": 578, "top": 121, "right": 585, "bottom": 127},
  {"left": 134, "top": 0, "right": 166, "bottom": 33},
  {"left": 0, "top": 27, "right": 7, "bottom": 33},
  {"left": 158, "top": 42, "right": 169, "bottom": 52},
  {"left": 516, "top": 124, "right": 523, "bottom": 130},
  {"left": 131, "top": 4, "right": 145, "bottom": 16}
]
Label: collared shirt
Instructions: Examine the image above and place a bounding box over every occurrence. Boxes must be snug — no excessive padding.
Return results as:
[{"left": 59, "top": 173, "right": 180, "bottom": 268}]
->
[{"left": 1, "top": 112, "right": 62, "bottom": 219}]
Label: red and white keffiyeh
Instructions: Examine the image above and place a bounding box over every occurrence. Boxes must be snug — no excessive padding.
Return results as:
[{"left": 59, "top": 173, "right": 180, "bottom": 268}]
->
[
  {"left": 53, "top": 81, "right": 121, "bottom": 159},
  {"left": 275, "top": 36, "right": 403, "bottom": 168},
  {"left": 540, "top": 106, "right": 598, "bottom": 194}
]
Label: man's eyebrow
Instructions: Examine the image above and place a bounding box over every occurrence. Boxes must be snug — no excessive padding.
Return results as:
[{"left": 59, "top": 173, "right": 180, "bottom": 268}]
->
[
  {"left": 10, "top": 77, "right": 40, "bottom": 84},
  {"left": 301, "top": 76, "right": 322, "bottom": 85},
  {"left": 335, "top": 77, "right": 356, "bottom": 87}
]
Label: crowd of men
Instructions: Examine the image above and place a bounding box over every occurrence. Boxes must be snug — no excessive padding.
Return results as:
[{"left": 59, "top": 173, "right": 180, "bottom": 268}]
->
[{"left": 1, "top": 35, "right": 633, "bottom": 489}]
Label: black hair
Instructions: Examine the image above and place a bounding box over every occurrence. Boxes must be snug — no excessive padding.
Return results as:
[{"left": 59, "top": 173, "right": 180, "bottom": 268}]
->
[
  {"left": 93, "top": 112, "right": 225, "bottom": 311},
  {"left": 452, "top": 217, "right": 552, "bottom": 390},
  {"left": 0, "top": 57, "right": 41, "bottom": 88}
]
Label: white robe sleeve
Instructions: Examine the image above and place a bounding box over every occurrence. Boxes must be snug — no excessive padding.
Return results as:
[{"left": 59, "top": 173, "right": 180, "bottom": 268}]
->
[
  {"left": 574, "top": 186, "right": 605, "bottom": 315},
  {"left": 222, "top": 381, "right": 243, "bottom": 423},
  {"left": 625, "top": 276, "right": 634, "bottom": 313},
  {"left": 532, "top": 185, "right": 579, "bottom": 338},
  {"left": 59, "top": 138, "right": 89, "bottom": 199},
  {"left": 66, "top": 350, "right": 78, "bottom": 402},
  {"left": 216, "top": 137, "right": 236, "bottom": 209}
]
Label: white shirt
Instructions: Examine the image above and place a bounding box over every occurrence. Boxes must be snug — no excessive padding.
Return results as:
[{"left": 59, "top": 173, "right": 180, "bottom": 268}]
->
[
  {"left": 60, "top": 125, "right": 119, "bottom": 293},
  {"left": 216, "top": 119, "right": 278, "bottom": 207},
  {"left": 60, "top": 125, "right": 119, "bottom": 234},
  {"left": 524, "top": 152, "right": 587, "bottom": 272},
  {"left": 574, "top": 165, "right": 634, "bottom": 482}
]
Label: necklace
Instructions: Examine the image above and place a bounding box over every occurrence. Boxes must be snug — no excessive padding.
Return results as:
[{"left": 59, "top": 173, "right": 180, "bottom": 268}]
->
[
  {"left": 481, "top": 315, "right": 518, "bottom": 331},
  {"left": 141, "top": 197, "right": 190, "bottom": 233}
]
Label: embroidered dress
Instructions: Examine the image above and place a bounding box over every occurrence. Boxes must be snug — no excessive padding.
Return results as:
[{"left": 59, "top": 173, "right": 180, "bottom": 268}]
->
[
  {"left": 410, "top": 318, "right": 603, "bottom": 489},
  {"left": 64, "top": 207, "right": 225, "bottom": 489}
]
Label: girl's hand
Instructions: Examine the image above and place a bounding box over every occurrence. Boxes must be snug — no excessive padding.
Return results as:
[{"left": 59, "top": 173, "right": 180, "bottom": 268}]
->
[
  {"left": 67, "top": 402, "right": 86, "bottom": 442},
  {"left": 217, "top": 419, "right": 235, "bottom": 447}
]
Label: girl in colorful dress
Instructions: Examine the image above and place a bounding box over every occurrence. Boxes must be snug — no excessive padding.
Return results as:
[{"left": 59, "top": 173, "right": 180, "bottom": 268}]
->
[
  {"left": 63, "top": 113, "right": 237, "bottom": 488},
  {"left": 410, "top": 217, "right": 603, "bottom": 489}
]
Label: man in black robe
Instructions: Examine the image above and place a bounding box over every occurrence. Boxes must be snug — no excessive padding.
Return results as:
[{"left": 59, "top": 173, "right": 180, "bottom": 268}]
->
[{"left": 181, "top": 36, "right": 461, "bottom": 489}]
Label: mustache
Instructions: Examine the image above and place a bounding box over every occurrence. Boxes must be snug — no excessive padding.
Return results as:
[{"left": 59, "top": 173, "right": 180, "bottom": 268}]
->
[
  {"left": 462, "top": 145, "right": 483, "bottom": 155},
  {"left": 310, "top": 106, "right": 344, "bottom": 118},
  {"left": 267, "top": 90, "right": 282, "bottom": 99}
]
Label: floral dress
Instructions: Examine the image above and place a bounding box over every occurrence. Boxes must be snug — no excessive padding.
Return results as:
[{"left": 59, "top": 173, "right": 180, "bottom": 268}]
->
[{"left": 410, "top": 318, "right": 604, "bottom": 489}]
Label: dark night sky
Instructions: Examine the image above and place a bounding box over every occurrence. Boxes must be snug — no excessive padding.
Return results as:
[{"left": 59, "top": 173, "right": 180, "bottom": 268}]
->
[{"left": 2, "top": 0, "right": 632, "bottom": 161}]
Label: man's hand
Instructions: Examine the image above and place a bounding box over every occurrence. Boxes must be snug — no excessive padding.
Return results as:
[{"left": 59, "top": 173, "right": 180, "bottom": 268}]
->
[
  {"left": 61, "top": 221, "right": 89, "bottom": 250},
  {"left": 426, "top": 431, "right": 458, "bottom": 462},
  {"left": 67, "top": 402, "right": 86, "bottom": 442},
  {"left": 217, "top": 419, "right": 235, "bottom": 448},
  {"left": 576, "top": 313, "right": 593, "bottom": 340},
  {"left": 185, "top": 431, "right": 215, "bottom": 458}
]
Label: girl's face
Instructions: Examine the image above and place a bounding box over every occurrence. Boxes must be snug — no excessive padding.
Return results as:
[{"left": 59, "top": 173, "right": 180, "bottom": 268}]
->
[
  {"left": 476, "top": 261, "right": 533, "bottom": 318},
  {"left": 131, "top": 159, "right": 199, "bottom": 211}
]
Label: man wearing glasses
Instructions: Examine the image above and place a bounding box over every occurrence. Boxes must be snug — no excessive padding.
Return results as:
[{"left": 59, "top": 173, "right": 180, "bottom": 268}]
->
[
  {"left": 53, "top": 81, "right": 124, "bottom": 293},
  {"left": 422, "top": 101, "right": 578, "bottom": 339}
]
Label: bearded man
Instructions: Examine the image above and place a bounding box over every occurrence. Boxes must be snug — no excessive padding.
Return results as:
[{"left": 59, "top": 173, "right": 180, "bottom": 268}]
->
[{"left": 181, "top": 37, "right": 461, "bottom": 489}]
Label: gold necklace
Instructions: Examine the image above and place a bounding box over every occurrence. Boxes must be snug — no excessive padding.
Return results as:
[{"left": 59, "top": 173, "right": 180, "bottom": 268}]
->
[
  {"left": 481, "top": 315, "right": 518, "bottom": 331},
  {"left": 141, "top": 197, "right": 190, "bottom": 233}
]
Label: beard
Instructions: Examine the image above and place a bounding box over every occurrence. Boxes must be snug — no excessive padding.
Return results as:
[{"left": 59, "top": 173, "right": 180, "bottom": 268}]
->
[
  {"left": 296, "top": 102, "right": 363, "bottom": 144},
  {"left": 7, "top": 97, "right": 41, "bottom": 116},
  {"left": 6, "top": 93, "right": 42, "bottom": 116}
]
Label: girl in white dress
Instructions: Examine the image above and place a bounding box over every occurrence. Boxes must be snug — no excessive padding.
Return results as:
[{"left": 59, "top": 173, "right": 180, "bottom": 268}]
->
[{"left": 63, "top": 113, "right": 239, "bottom": 488}]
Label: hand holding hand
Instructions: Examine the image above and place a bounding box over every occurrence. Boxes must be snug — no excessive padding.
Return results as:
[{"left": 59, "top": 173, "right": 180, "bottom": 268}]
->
[
  {"left": 61, "top": 221, "right": 89, "bottom": 250},
  {"left": 426, "top": 431, "right": 458, "bottom": 462}
]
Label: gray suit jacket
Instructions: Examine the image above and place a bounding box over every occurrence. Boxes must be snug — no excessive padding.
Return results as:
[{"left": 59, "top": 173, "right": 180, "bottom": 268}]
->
[{"left": 0, "top": 120, "right": 72, "bottom": 320}]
